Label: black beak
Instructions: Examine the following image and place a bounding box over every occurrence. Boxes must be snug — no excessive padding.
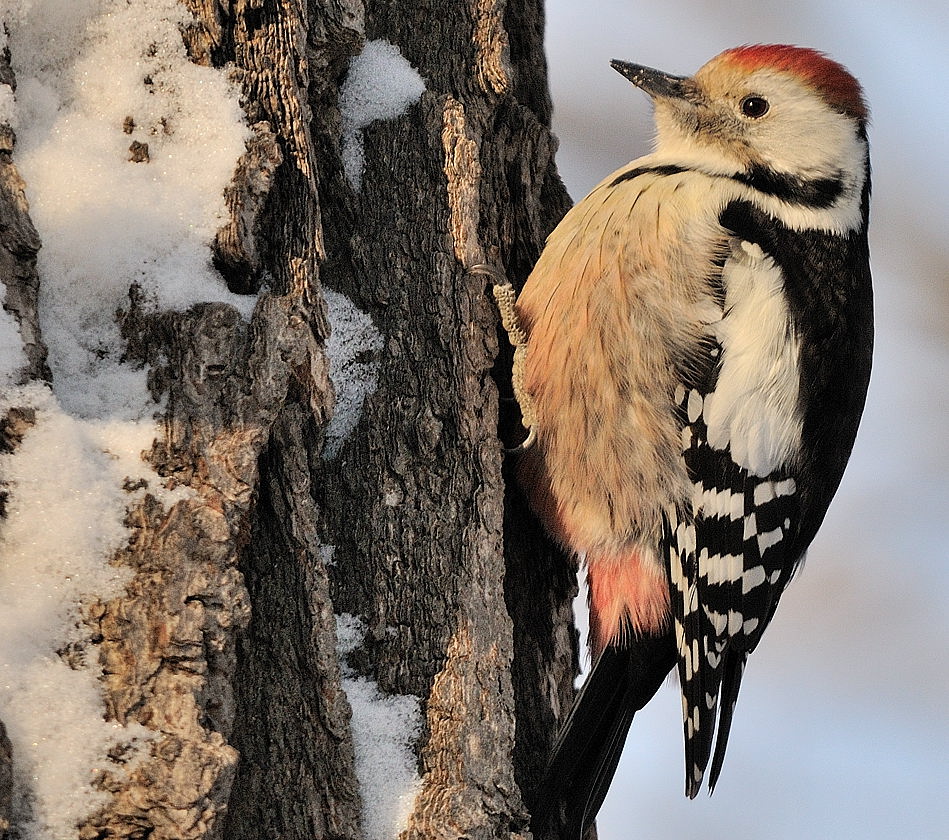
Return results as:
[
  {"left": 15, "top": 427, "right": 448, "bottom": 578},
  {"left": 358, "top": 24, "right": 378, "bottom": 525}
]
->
[{"left": 610, "top": 59, "right": 694, "bottom": 101}]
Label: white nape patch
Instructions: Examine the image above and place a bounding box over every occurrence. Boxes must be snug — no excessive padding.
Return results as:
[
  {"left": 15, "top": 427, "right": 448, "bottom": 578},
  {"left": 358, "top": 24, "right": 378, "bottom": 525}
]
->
[
  {"left": 739, "top": 178, "right": 864, "bottom": 235},
  {"left": 322, "top": 290, "right": 384, "bottom": 459},
  {"left": 732, "top": 70, "right": 869, "bottom": 235},
  {"left": 703, "top": 239, "right": 802, "bottom": 476},
  {"left": 336, "top": 614, "right": 423, "bottom": 840},
  {"left": 340, "top": 40, "right": 426, "bottom": 189},
  {"left": 656, "top": 67, "right": 868, "bottom": 235}
]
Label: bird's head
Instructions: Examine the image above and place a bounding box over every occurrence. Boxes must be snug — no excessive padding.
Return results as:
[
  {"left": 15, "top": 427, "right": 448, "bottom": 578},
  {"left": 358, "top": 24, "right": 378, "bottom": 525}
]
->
[{"left": 612, "top": 45, "right": 868, "bottom": 186}]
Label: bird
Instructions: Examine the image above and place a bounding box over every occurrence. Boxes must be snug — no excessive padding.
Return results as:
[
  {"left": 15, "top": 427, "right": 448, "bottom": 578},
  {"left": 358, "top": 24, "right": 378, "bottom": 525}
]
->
[{"left": 513, "top": 44, "right": 873, "bottom": 836}]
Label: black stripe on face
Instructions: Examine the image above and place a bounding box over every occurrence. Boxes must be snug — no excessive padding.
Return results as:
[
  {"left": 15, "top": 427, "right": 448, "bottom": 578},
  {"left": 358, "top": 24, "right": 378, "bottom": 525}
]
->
[
  {"left": 609, "top": 164, "right": 688, "bottom": 188},
  {"left": 608, "top": 161, "right": 844, "bottom": 209},
  {"left": 729, "top": 166, "right": 844, "bottom": 208}
]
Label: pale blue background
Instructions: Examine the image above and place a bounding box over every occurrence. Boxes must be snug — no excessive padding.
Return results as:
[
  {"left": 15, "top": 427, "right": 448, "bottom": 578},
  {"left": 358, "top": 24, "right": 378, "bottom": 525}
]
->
[{"left": 544, "top": 2, "right": 949, "bottom": 838}]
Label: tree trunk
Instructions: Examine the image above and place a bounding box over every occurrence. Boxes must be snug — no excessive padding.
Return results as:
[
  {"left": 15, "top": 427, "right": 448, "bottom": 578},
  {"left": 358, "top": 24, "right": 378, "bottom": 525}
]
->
[{"left": 0, "top": 1, "right": 577, "bottom": 838}]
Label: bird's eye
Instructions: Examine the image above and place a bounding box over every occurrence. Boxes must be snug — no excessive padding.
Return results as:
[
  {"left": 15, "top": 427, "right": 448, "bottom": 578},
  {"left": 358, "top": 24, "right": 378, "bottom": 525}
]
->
[{"left": 740, "top": 96, "right": 770, "bottom": 118}]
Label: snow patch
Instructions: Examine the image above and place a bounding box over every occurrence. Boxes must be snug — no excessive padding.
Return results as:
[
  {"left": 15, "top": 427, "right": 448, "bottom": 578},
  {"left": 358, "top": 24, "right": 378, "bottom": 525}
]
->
[
  {"left": 322, "top": 289, "right": 383, "bottom": 459},
  {"left": 0, "top": 307, "right": 28, "bottom": 385},
  {"left": 0, "top": 383, "right": 187, "bottom": 838},
  {"left": 340, "top": 39, "right": 425, "bottom": 189},
  {"left": 0, "top": 0, "right": 250, "bottom": 835},
  {"left": 320, "top": 543, "right": 336, "bottom": 567},
  {"left": 0, "top": 82, "right": 15, "bottom": 127},
  {"left": 6, "top": 0, "right": 253, "bottom": 419},
  {"left": 336, "top": 613, "right": 423, "bottom": 840}
]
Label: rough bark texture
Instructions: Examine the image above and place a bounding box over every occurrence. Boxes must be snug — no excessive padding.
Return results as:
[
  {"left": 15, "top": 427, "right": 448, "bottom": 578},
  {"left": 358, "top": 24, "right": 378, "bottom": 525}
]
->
[
  {"left": 3, "top": 1, "right": 579, "bottom": 838},
  {"left": 75, "top": 0, "right": 354, "bottom": 835},
  {"left": 317, "top": 2, "right": 576, "bottom": 837},
  {"left": 0, "top": 44, "right": 49, "bottom": 386}
]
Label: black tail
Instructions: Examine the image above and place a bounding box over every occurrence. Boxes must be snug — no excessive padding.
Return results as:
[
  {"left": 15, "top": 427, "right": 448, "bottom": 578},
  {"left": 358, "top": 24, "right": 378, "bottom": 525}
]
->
[{"left": 531, "top": 632, "right": 677, "bottom": 839}]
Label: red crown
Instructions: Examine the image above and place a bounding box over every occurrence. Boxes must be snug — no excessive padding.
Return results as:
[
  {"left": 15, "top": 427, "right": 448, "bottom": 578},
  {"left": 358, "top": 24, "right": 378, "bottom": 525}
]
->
[{"left": 719, "top": 44, "right": 868, "bottom": 122}]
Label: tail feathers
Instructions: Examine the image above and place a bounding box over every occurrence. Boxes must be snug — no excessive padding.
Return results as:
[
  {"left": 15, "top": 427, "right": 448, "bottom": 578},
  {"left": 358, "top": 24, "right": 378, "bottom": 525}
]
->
[
  {"left": 683, "top": 648, "right": 748, "bottom": 797},
  {"left": 531, "top": 633, "right": 676, "bottom": 839},
  {"left": 707, "top": 650, "right": 747, "bottom": 792}
]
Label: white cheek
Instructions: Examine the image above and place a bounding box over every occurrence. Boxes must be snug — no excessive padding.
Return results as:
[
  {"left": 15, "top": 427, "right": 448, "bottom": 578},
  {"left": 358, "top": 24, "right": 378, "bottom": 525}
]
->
[
  {"left": 702, "top": 241, "right": 803, "bottom": 475},
  {"left": 761, "top": 114, "right": 842, "bottom": 172}
]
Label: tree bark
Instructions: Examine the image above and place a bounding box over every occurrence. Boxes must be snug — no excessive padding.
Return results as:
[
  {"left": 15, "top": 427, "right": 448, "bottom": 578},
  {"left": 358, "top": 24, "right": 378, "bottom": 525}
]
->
[{"left": 1, "top": 1, "right": 578, "bottom": 838}]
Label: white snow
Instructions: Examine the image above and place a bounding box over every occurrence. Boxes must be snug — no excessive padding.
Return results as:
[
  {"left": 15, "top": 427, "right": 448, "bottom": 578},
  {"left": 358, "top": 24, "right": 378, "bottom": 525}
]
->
[
  {"left": 0, "top": 0, "right": 250, "bottom": 836},
  {"left": 340, "top": 39, "right": 425, "bottom": 189},
  {"left": 0, "top": 383, "right": 181, "bottom": 838},
  {"left": 0, "top": 306, "right": 29, "bottom": 385},
  {"left": 336, "top": 613, "right": 423, "bottom": 840},
  {"left": 6, "top": 0, "right": 253, "bottom": 419},
  {"left": 322, "top": 289, "right": 383, "bottom": 459},
  {"left": 0, "top": 82, "right": 15, "bottom": 127}
]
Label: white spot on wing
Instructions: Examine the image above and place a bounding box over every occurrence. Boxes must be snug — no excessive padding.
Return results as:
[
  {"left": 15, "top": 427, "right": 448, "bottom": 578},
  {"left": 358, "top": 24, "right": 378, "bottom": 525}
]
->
[
  {"left": 687, "top": 389, "right": 704, "bottom": 424},
  {"left": 753, "top": 482, "right": 775, "bottom": 506},
  {"left": 740, "top": 240, "right": 766, "bottom": 260},
  {"left": 757, "top": 526, "right": 784, "bottom": 554},
  {"left": 702, "top": 242, "right": 803, "bottom": 476},
  {"left": 728, "top": 490, "right": 744, "bottom": 521},
  {"left": 743, "top": 512, "right": 758, "bottom": 540},
  {"left": 742, "top": 565, "right": 766, "bottom": 593},
  {"left": 775, "top": 478, "right": 797, "bottom": 497},
  {"left": 701, "top": 553, "right": 743, "bottom": 586},
  {"left": 704, "top": 607, "right": 729, "bottom": 635},
  {"left": 683, "top": 640, "right": 694, "bottom": 681}
]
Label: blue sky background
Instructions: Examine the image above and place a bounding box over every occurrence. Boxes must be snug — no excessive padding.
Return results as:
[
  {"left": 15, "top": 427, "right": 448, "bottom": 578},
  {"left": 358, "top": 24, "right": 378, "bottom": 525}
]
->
[{"left": 543, "top": 2, "right": 949, "bottom": 838}]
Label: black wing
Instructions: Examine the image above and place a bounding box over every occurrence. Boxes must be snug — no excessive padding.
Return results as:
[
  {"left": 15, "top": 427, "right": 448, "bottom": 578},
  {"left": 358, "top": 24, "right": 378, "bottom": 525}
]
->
[
  {"left": 666, "top": 380, "right": 801, "bottom": 797},
  {"left": 667, "top": 194, "right": 873, "bottom": 797}
]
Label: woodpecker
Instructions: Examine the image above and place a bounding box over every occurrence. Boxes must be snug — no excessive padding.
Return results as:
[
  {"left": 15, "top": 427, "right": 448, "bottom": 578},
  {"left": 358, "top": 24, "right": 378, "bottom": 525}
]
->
[{"left": 515, "top": 45, "right": 873, "bottom": 835}]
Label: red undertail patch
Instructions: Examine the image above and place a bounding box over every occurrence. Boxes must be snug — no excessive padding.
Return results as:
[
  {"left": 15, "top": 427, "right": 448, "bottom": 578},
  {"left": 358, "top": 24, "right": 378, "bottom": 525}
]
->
[{"left": 587, "top": 546, "right": 670, "bottom": 655}]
